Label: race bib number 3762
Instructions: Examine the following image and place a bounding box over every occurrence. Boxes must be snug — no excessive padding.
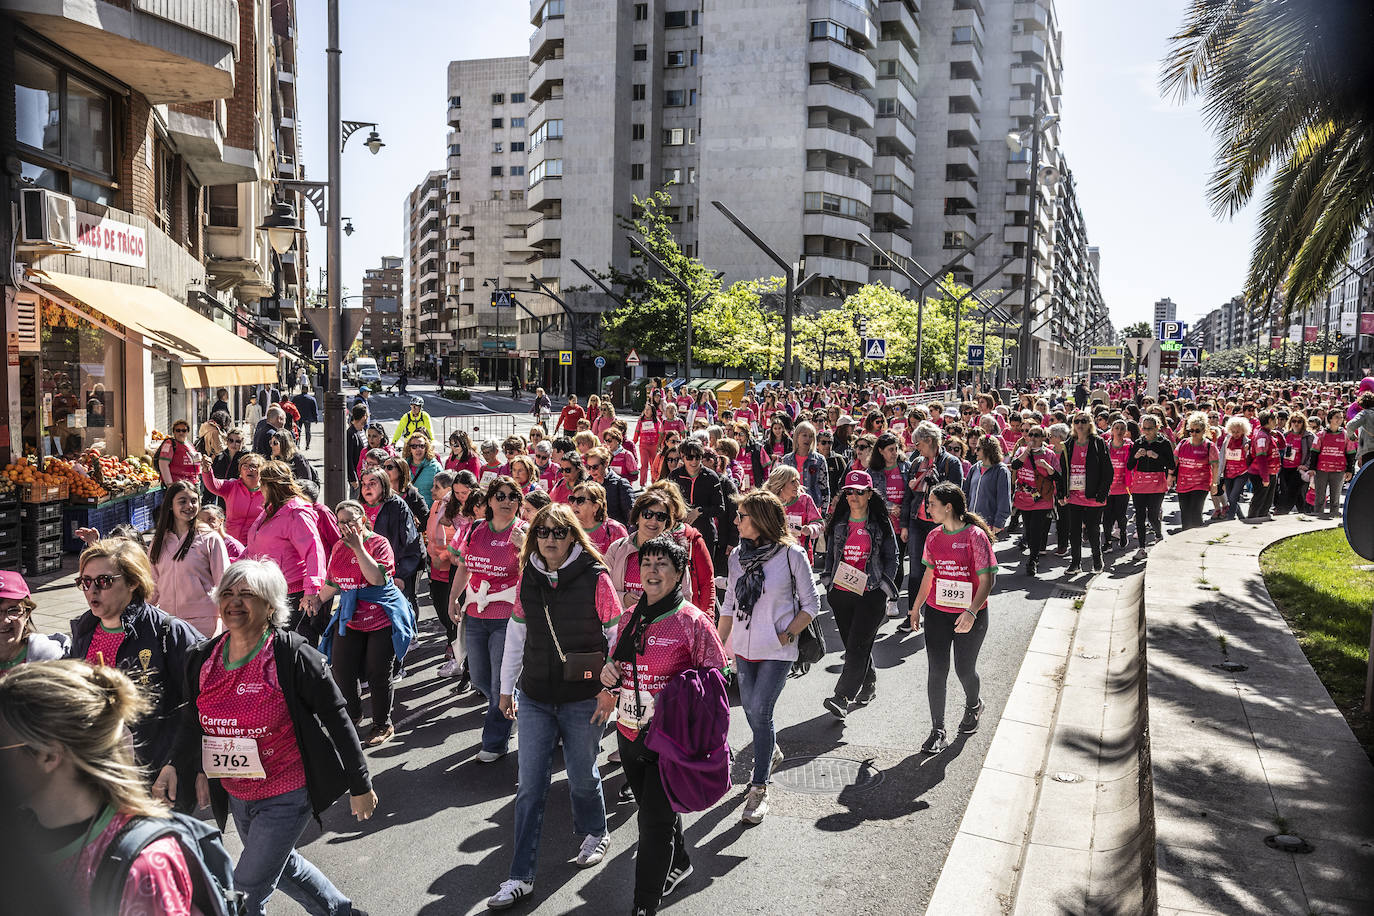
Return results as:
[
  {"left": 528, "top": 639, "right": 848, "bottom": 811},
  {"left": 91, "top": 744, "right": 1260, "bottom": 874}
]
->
[{"left": 202, "top": 736, "right": 266, "bottom": 780}]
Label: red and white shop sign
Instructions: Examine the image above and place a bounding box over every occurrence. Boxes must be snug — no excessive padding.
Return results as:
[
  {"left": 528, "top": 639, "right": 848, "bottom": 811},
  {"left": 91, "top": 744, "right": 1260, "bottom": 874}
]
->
[{"left": 74, "top": 212, "right": 147, "bottom": 269}]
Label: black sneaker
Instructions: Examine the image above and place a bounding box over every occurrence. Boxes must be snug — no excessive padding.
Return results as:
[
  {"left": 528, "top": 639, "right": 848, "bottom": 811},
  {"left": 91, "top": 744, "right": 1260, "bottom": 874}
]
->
[
  {"left": 959, "top": 700, "right": 985, "bottom": 734},
  {"left": 618, "top": 782, "right": 635, "bottom": 803},
  {"left": 1023, "top": 558, "right": 1038, "bottom": 575},
  {"left": 856, "top": 679, "right": 877, "bottom": 705},
  {"left": 823, "top": 695, "right": 848, "bottom": 720},
  {"left": 662, "top": 861, "right": 693, "bottom": 896},
  {"left": 895, "top": 616, "right": 914, "bottom": 633},
  {"left": 920, "top": 727, "right": 949, "bottom": 755},
  {"left": 1066, "top": 562, "right": 1081, "bottom": 575}
]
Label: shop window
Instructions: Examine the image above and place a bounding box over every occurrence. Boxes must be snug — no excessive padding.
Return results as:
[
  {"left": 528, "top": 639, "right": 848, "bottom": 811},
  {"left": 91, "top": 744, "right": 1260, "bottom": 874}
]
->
[{"left": 23, "top": 298, "right": 126, "bottom": 459}]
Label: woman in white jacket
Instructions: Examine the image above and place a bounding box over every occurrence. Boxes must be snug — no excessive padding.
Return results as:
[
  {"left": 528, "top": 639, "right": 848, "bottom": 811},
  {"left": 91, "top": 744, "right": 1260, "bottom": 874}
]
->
[{"left": 716, "top": 489, "right": 819, "bottom": 826}]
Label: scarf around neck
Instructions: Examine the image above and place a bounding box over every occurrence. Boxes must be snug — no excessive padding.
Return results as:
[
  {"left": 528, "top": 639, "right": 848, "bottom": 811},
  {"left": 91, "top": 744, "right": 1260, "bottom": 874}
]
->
[{"left": 733, "top": 539, "right": 782, "bottom": 624}]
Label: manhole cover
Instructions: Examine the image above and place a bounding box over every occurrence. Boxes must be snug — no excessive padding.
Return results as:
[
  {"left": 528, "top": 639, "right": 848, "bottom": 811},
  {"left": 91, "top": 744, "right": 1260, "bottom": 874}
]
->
[
  {"left": 773, "top": 756, "right": 883, "bottom": 795},
  {"left": 1051, "top": 585, "right": 1086, "bottom": 599}
]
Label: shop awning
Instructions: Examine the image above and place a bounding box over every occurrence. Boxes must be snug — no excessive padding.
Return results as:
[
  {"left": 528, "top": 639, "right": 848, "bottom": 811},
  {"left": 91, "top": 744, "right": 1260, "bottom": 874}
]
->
[{"left": 31, "top": 271, "right": 280, "bottom": 389}]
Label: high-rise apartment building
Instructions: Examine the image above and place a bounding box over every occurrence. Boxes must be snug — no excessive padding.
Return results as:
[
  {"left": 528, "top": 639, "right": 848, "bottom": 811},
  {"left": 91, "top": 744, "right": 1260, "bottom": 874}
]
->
[
  {"left": 462, "top": 0, "right": 1098, "bottom": 382},
  {"left": 446, "top": 57, "right": 534, "bottom": 384},
  {"left": 1153, "top": 297, "right": 1178, "bottom": 328},
  {"left": 361, "top": 256, "right": 404, "bottom": 360},
  {"left": 405, "top": 170, "right": 447, "bottom": 362}
]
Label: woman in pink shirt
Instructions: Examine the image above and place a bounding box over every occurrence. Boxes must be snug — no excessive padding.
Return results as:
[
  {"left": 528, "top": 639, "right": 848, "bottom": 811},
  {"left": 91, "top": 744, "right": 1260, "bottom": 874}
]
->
[
  {"left": 155, "top": 420, "right": 201, "bottom": 486},
  {"left": 592, "top": 402, "right": 618, "bottom": 439},
  {"left": 148, "top": 480, "right": 229, "bottom": 637},
  {"left": 1219, "top": 416, "right": 1253, "bottom": 520},
  {"left": 1101, "top": 419, "right": 1133, "bottom": 550},
  {"left": 243, "top": 461, "right": 326, "bottom": 642},
  {"left": 634, "top": 403, "right": 662, "bottom": 486},
  {"left": 1009, "top": 426, "right": 1061, "bottom": 576},
  {"left": 427, "top": 470, "right": 461, "bottom": 674},
  {"left": 1175, "top": 412, "right": 1220, "bottom": 529},
  {"left": 201, "top": 451, "right": 266, "bottom": 544},
  {"left": 1244, "top": 409, "right": 1281, "bottom": 520},
  {"left": 570, "top": 480, "right": 629, "bottom": 555},
  {"left": 603, "top": 426, "right": 640, "bottom": 481}
]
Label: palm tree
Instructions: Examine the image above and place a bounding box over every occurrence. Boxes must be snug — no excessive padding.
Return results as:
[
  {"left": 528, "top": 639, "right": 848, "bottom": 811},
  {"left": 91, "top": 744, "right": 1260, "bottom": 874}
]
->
[{"left": 1160, "top": 0, "right": 1374, "bottom": 320}]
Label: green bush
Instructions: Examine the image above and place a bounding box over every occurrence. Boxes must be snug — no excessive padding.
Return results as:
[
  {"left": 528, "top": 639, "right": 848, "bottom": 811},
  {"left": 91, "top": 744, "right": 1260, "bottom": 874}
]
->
[
  {"left": 441, "top": 388, "right": 471, "bottom": 401},
  {"left": 459, "top": 368, "right": 479, "bottom": 387},
  {"left": 368, "top": 380, "right": 383, "bottom": 392}
]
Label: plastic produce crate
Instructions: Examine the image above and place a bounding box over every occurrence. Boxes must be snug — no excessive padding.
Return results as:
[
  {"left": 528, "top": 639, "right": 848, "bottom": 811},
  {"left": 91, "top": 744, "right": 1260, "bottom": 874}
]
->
[
  {"left": 0, "top": 542, "right": 20, "bottom": 570},
  {"left": 62, "top": 502, "right": 133, "bottom": 553},
  {"left": 21, "top": 501, "right": 63, "bottom": 523},
  {"left": 21, "top": 519, "right": 63, "bottom": 542},
  {"left": 22, "top": 552, "right": 62, "bottom": 577}
]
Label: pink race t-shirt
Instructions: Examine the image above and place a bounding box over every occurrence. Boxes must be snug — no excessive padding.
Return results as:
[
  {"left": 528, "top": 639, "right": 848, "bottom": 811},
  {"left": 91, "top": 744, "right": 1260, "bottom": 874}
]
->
[
  {"left": 325, "top": 535, "right": 396, "bottom": 631},
  {"left": 1066, "top": 444, "right": 1103, "bottom": 507},
  {"left": 456, "top": 519, "right": 523, "bottom": 619},
  {"left": 1175, "top": 440, "right": 1218, "bottom": 494},
  {"left": 1012, "top": 449, "right": 1057, "bottom": 512},
  {"left": 85, "top": 625, "right": 125, "bottom": 667},
  {"left": 1315, "top": 431, "right": 1353, "bottom": 472},
  {"left": 1107, "top": 439, "right": 1132, "bottom": 496},
  {"left": 612, "top": 600, "right": 727, "bottom": 740},
  {"left": 842, "top": 521, "right": 872, "bottom": 570},
  {"left": 197, "top": 633, "right": 307, "bottom": 801},
  {"left": 585, "top": 519, "right": 629, "bottom": 556},
  {"left": 922, "top": 523, "right": 997, "bottom": 615},
  {"left": 1221, "top": 434, "right": 1250, "bottom": 479}
]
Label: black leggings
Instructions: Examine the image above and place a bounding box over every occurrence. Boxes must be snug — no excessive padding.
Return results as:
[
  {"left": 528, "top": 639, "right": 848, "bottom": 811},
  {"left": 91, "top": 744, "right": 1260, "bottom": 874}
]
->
[
  {"left": 1065, "top": 504, "right": 1103, "bottom": 565},
  {"left": 1023, "top": 508, "right": 1051, "bottom": 560},
  {"left": 619, "top": 731, "right": 688, "bottom": 914},
  {"left": 828, "top": 586, "right": 886, "bottom": 702},
  {"left": 332, "top": 625, "right": 396, "bottom": 728},
  {"left": 1102, "top": 494, "right": 1130, "bottom": 545},
  {"left": 924, "top": 605, "right": 989, "bottom": 729},
  {"left": 1247, "top": 473, "right": 1274, "bottom": 518},
  {"left": 285, "top": 591, "right": 321, "bottom": 647},
  {"left": 1178, "top": 489, "right": 1208, "bottom": 529},
  {"left": 1131, "top": 492, "right": 1165, "bottom": 546},
  {"left": 429, "top": 576, "right": 456, "bottom": 643}
]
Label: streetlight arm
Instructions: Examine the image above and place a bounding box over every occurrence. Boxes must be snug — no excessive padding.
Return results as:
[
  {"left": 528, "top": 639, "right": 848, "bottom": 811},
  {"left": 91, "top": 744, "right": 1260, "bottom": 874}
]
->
[
  {"left": 711, "top": 202, "right": 790, "bottom": 275},
  {"left": 625, "top": 234, "right": 694, "bottom": 296},
  {"left": 569, "top": 258, "right": 632, "bottom": 309}
]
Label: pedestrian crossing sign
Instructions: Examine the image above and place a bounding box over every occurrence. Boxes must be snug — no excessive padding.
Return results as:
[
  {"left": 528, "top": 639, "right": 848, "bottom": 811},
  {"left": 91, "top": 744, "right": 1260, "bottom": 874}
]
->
[
  {"left": 311, "top": 339, "right": 325, "bottom": 359},
  {"left": 1180, "top": 346, "right": 1200, "bottom": 365},
  {"left": 862, "top": 337, "right": 887, "bottom": 360},
  {"left": 559, "top": 350, "right": 572, "bottom": 365},
  {"left": 491, "top": 290, "right": 514, "bottom": 308}
]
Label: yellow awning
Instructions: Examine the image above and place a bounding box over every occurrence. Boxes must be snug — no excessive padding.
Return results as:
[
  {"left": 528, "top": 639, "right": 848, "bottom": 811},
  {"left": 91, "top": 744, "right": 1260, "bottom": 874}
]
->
[{"left": 32, "top": 271, "right": 280, "bottom": 389}]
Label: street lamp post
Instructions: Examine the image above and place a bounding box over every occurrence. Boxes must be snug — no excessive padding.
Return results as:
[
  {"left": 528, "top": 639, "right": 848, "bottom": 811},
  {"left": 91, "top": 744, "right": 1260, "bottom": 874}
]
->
[
  {"left": 858, "top": 233, "right": 991, "bottom": 385},
  {"left": 711, "top": 201, "right": 803, "bottom": 386},
  {"left": 624, "top": 236, "right": 724, "bottom": 384},
  {"left": 899, "top": 249, "right": 1020, "bottom": 391},
  {"left": 1011, "top": 74, "right": 1058, "bottom": 383}
]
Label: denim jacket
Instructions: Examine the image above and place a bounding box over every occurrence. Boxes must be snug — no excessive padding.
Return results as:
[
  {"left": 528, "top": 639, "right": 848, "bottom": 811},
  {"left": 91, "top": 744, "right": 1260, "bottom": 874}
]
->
[
  {"left": 819, "top": 511, "right": 899, "bottom": 599},
  {"left": 780, "top": 450, "right": 831, "bottom": 513}
]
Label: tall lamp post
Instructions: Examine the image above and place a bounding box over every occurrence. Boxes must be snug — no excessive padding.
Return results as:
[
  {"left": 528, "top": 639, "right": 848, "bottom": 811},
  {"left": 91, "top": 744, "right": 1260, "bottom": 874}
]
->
[
  {"left": 1009, "top": 74, "right": 1059, "bottom": 382},
  {"left": 624, "top": 236, "right": 725, "bottom": 383},
  {"left": 858, "top": 233, "right": 990, "bottom": 386},
  {"left": 711, "top": 201, "right": 805, "bottom": 386}
]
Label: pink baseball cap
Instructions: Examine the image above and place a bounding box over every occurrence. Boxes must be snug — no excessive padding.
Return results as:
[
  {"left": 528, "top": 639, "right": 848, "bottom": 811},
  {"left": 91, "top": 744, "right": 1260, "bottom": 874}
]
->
[
  {"left": 841, "top": 470, "right": 874, "bottom": 491},
  {"left": 0, "top": 571, "right": 31, "bottom": 601}
]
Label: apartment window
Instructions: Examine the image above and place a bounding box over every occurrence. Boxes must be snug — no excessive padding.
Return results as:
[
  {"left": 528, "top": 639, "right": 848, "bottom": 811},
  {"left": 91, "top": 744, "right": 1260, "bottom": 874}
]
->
[
  {"left": 665, "top": 89, "right": 686, "bottom": 107},
  {"left": 634, "top": 44, "right": 648, "bottom": 61},
  {"left": 810, "top": 20, "right": 847, "bottom": 44},
  {"left": 448, "top": 143, "right": 461, "bottom": 156},
  {"left": 632, "top": 123, "right": 645, "bottom": 141},
  {"left": 14, "top": 47, "right": 116, "bottom": 205},
  {"left": 665, "top": 10, "right": 690, "bottom": 28},
  {"left": 207, "top": 184, "right": 238, "bottom": 228},
  {"left": 687, "top": 166, "right": 697, "bottom": 183},
  {"left": 952, "top": 26, "right": 978, "bottom": 46},
  {"left": 492, "top": 93, "right": 505, "bottom": 104},
  {"left": 664, "top": 168, "right": 682, "bottom": 185},
  {"left": 686, "top": 205, "right": 694, "bottom": 222},
  {"left": 449, "top": 95, "right": 461, "bottom": 108},
  {"left": 689, "top": 89, "right": 697, "bottom": 105},
  {"left": 492, "top": 190, "right": 503, "bottom": 199},
  {"left": 493, "top": 142, "right": 503, "bottom": 153},
  {"left": 539, "top": 0, "right": 564, "bottom": 20},
  {"left": 491, "top": 166, "right": 504, "bottom": 177},
  {"left": 630, "top": 163, "right": 645, "bottom": 180},
  {"left": 511, "top": 117, "right": 525, "bottom": 128},
  {"left": 511, "top": 92, "right": 525, "bottom": 103},
  {"left": 691, "top": 50, "right": 698, "bottom": 66},
  {"left": 663, "top": 128, "right": 685, "bottom": 145},
  {"left": 688, "top": 128, "right": 696, "bottom": 144},
  {"left": 510, "top": 165, "right": 525, "bottom": 176},
  {"left": 632, "top": 83, "right": 646, "bottom": 101},
  {"left": 634, "top": 3, "right": 648, "bottom": 21},
  {"left": 491, "top": 118, "right": 504, "bottom": 129},
  {"left": 153, "top": 140, "right": 176, "bottom": 233},
  {"left": 666, "top": 50, "right": 686, "bottom": 68},
  {"left": 943, "top": 231, "right": 970, "bottom": 249},
  {"left": 511, "top": 141, "right": 525, "bottom": 152},
  {"left": 665, "top": 207, "right": 682, "bottom": 223},
  {"left": 803, "top": 191, "right": 870, "bottom": 221},
  {"left": 530, "top": 118, "right": 563, "bottom": 148},
  {"left": 510, "top": 190, "right": 524, "bottom": 201},
  {"left": 528, "top": 158, "right": 563, "bottom": 185}
]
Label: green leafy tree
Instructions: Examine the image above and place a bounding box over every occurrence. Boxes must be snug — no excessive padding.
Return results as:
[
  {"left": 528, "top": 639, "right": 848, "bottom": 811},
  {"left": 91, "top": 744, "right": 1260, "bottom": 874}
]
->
[
  {"left": 1161, "top": 1, "right": 1374, "bottom": 317},
  {"left": 1119, "top": 322, "right": 1154, "bottom": 340},
  {"left": 602, "top": 188, "right": 721, "bottom": 363},
  {"left": 692, "top": 279, "right": 783, "bottom": 374}
]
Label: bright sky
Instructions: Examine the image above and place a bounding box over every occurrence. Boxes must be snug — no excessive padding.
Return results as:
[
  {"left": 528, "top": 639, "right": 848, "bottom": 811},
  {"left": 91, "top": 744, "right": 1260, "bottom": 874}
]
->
[{"left": 297, "top": 0, "right": 1256, "bottom": 331}]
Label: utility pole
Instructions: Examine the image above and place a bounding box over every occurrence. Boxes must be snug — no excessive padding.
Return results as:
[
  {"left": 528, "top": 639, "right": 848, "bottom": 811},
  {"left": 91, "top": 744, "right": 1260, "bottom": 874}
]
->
[
  {"left": 712, "top": 201, "right": 801, "bottom": 386},
  {"left": 1018, "top": 74, "right": 1045, "bottom": 383}
]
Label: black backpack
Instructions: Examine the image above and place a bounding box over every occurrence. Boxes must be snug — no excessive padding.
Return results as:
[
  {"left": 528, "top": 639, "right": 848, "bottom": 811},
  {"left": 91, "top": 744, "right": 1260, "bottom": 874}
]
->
[{"left": 92, "top": 813, "right": 245, "bottom": 916}]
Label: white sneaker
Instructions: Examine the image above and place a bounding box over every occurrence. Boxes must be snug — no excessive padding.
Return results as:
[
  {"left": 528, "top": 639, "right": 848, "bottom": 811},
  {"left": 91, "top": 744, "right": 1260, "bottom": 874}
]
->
[
  {"left": 741, "top": 785, "right": 769, "bottom": 825},
  {"left": 575, "top": 833, "right": 610, "bottom": 867},
  {"left": 476, "top": 749, "right": 506, "bottom": 764},
  {"left": 885, "top": 597, "right": 900, "bottom": 618},
  {"left": 772, "top": 743, "right": 784, "bottom": 768},
  {"left": 437, "top": 658, "right": 463, "bottom": 678},
  {"left": 486, "top": 879, "right": 533, "bottom": 910}
]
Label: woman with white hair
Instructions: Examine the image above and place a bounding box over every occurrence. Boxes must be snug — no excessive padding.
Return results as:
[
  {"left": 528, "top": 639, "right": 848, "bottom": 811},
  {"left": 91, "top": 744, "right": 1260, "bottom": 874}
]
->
[{"left": 159, "top": 559, "right": 377, "bottom": 916}]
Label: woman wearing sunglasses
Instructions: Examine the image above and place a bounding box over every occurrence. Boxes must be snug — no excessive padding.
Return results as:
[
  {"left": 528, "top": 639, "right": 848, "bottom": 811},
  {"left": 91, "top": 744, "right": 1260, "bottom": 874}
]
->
[
  {"left": 68, "top": 538, "right": 203, "bottom": 808},
  {"left": 207, "top": 423, "right": 248, "bottom": 506},
  {"left": 448, "top": 475, "right": 526, "bottom": 762},
  {"left": 818, "top": 471, "right": 899, "bottom": 720},
  {"left": 570, "top": 482, "right": 628, "bottom": 556},
  {"left": 406, "top": 433, "right": 443, "bottom": 508},
  {"left": 1008, "top": 425, "right": 1061, "bottom": 576},
  {"left": 551, "top": 451, "right": 588, "bottom": 505},
  {"left": 762, "top": 465, "right": 823, "bottom": 563},
  {"left": 485, "top": 504, "right": 622, "bottom": 909},
  {"left": 604, "top": 485, "right": 715, "bottom": 617},
  {"left": 155, "top": 419, "right": 202, "bottom": 487},
  {"left": 202, "top": 451, "right": 266, "bottom": 545},
  {"left": 1061, "top": 412, "right": 1113, "bottom": 575},
  {"left": 382, "top": 456, "right": 430, "bottom": 533},
  {"left": 603, "top": 426, "right": 641, "bottom": 482},
  {"left": 652, "top": 431, "right": 684, "bottom": 482}
]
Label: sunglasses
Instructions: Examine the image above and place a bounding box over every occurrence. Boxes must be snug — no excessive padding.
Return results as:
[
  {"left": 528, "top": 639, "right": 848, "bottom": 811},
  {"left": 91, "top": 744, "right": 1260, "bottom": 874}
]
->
[
  {"left": 491, "top": 490, "right": 521, "bottom": 503},
  {"left": 683, "top": 455, "right": 700, "bottom": 462},
  {"left": 585, "top": 461, "right": 604, "bottom": 471},
  {"left": 535, "top": 525, "right": 571, "bottom": 540},
  {"left": 173, "top": 427, "right": 189, "bottom": 434},
  {"left": 410, "top": 443, "right": 427, "bottom": 449},
  {"left": 1073, "top": 419, "right": 1090, "bottom": 425},
  {"left": 227, "top": 438, "right": 242, "bottom": 444},
  {"left": 842, "top": 488, "right": 868, "bottom": 498},
  {"left": 1029, "top": 433, "right": 1046, "bottom": 438},
  {"left": 639, "top": 508, "right": 671, "bottom": 523},
  {"left": 560, "top": 465, "right": 578, "bottom": 474},
  {"left": 570, "top": 495, "right": 596, "bottom": 506},
  {"left": 75, "top": 574, "right": 119, "bottom": 591},
  {"left": 665, "top": 454, "right": 680, "bottom": 461}
]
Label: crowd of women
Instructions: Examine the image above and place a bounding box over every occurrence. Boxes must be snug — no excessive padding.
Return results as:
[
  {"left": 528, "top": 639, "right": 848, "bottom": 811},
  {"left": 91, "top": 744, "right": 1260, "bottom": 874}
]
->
[{"left": 2, "top": 372, "right": 1370, "bottom": 916}]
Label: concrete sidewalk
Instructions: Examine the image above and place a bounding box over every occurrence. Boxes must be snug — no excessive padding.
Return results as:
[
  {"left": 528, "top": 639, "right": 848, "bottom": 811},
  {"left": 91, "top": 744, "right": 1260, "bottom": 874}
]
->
[{"left": 1146, "top": 517, "right": 1374, "bottom": 916}]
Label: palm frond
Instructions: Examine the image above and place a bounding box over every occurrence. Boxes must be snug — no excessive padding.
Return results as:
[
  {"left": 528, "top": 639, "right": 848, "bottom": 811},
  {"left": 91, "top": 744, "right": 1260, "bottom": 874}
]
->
[{"left": 1159, "top": 0, "right": 1253, "bottom": 102}]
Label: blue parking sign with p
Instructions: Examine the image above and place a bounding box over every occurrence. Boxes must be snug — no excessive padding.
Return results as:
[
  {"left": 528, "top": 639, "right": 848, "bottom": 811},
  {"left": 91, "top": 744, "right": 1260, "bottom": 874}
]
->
[{"left": 1157, "top": 320, "right": 1185, "bottom": 341}]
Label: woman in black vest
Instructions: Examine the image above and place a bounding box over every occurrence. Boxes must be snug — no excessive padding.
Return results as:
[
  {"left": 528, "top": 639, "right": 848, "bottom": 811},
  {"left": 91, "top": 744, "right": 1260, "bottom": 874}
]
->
[{"left": 485, "top": 503, "right": 624, "bottom": 910}]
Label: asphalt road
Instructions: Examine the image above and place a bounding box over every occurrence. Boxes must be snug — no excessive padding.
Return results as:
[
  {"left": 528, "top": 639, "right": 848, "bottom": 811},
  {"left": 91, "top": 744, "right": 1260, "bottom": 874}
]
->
[{"left": 242, "top": 531, "right": 1068, "bottom": 916}]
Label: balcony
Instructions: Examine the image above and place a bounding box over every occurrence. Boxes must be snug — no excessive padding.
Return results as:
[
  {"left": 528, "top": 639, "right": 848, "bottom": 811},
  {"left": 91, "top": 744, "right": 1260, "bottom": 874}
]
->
[
  {"left": 9, "top": 0, "right": 239, "bottom": 103},
  {"left": 874, "top": 153, "right": 914, "bottom": 187},
  {"left": 527, "top": 175, "right": 562, "bottom": 210},
  {"left": 947, "top": 111, "right": 980, "bottom": 145},
  {"left": 1013, "top": 33, "right": 1047, "bottom": 60},
  {"left": 1013, "top": 0, "right": 1049, "bottom": 31},
  {"left": 447, "top": 103, "right": 462, "bottom": 128},
  {"left": 807, "top": 83, "right": 875, "bottom": 128},
  {"left": 806, "top": 40, "right": 877, "bottom": 89},
  {"left": 948, "top": 78, "right": 982, "bottom": 112},
  {"left": 809, "top": 0, "right": 880, "bottom": 47},
  {"left": 879, "top": 0, "right": 919, "bottom": 47},
  {"left": 1007, "top": 161, "right": 1030, "bottom": 181},
  {"left": 799, "top": 252, "right": 868, "bottom": 286},
  {"left": 946, "top": 145, "right": 979, "bottom": 176},
  {"left": 874, "top": 113, "right": 915, "bottom": 158},
  {"left": 530, "top": 55, "right": 565, "bottom": 102},
  {"left": 871, "top": 188, "right": 913, "bottom": 226},
  {"left": 952, "top": 6, "right": 986, "bottom": 43},
  {"left": 946, "top": 179, "right": 978, "bottom": 207},
  {"left": 164, "top": 106, "right": 257, "bottom": 184},
  {"left": 1010, "top": 98, "right": 1034, "bottom": 120},
  {"left": 1010, "top": 65, "right": 1041, "bottom": 89},
  {"left": 948, "top": 43, "right": 983, "bottom": 80},
  {"left": 1005, "top": 193, "right": 1030, "bottom": 213},
  {"left": 945, "top": 212, "right": 976, "bottom": 239},
  {"left": 805, "top": 127, "right": 874, "bottom": 167},
  {"left": 526, "top": 216, "right": 562, "bottom": 248}
]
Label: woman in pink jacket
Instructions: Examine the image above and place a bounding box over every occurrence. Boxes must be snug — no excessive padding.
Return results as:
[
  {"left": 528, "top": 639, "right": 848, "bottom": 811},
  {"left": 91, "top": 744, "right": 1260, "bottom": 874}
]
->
[
  {"left": 243, "top": 460, "right": 326, "bottom": 642},
  {"left": 147, "top": 480, "right": 228, "bottom": 637},
  {"left": 200, "top": 451, "right": 265, "bottom": 544}
]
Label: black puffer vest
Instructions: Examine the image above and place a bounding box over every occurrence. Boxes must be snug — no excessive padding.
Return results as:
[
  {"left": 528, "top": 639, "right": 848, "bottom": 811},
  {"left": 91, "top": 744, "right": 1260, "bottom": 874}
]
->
[{"left": 518, "top": 549, "right": 610, "bottom": 704}]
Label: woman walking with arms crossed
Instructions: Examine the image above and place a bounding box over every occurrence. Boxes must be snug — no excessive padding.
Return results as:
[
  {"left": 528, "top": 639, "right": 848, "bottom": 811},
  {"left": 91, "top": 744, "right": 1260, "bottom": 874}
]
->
[{"left": 911, "top": 483, "right": 997, "bottom": 754}]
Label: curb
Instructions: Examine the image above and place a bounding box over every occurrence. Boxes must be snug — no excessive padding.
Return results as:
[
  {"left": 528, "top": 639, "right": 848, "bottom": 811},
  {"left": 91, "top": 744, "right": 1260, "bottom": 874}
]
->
[{"left": 925, "top": 563, "right": 1153, "bottom": 915}]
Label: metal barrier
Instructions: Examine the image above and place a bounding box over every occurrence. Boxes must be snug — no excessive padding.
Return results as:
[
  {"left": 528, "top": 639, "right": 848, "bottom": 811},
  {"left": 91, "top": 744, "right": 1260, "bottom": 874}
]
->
[{"left": 432, "top": 413, "right": 540, "bottom": 446}]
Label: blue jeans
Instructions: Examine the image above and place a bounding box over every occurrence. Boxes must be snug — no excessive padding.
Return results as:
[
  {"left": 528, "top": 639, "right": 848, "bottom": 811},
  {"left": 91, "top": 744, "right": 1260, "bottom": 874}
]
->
[
  {"left": 228, "top": 786, "right": 351, "bottom": 916},
  {"left": 465, "top": 615, "right": 513, "bottom": 753},
  {"left": 734, "top": 658, "right": 793, "bottom": 786},
  {"left": 1223, "top": 474, "right": 1249, "bottom": 517},
  {"left": 508, "top": 692, "right": 608, "bottom": 882}
]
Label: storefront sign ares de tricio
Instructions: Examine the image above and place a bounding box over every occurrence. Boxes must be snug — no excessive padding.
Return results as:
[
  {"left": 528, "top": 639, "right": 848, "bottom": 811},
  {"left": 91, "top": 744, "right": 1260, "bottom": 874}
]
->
[{"left": 74, "top": 211, "right": 147, "bottom": 269}]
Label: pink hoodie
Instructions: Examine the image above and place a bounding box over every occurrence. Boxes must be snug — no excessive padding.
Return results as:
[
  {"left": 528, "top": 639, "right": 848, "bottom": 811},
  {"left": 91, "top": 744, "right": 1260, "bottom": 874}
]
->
[
  {"left": 149, "top": 526, "right": 229, "bottom": 637},
  {"left": 201, "top": 469, "right": 265, "bottom": 544},
  {"left": 426, "top": 494, "right": 455, "bottom": 583},
  {"left": 243, "top": 497, "right": 325, "bottom": 595}
]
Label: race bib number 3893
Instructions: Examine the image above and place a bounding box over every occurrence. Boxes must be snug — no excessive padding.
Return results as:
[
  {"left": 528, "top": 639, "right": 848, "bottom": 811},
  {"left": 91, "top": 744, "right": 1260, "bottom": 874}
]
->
[
  {"left": 934, "top": 577, "right": 973, "bottom": 610},
  {"left": 202, "top": 736, "right": 266, "bottom": 780}
]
